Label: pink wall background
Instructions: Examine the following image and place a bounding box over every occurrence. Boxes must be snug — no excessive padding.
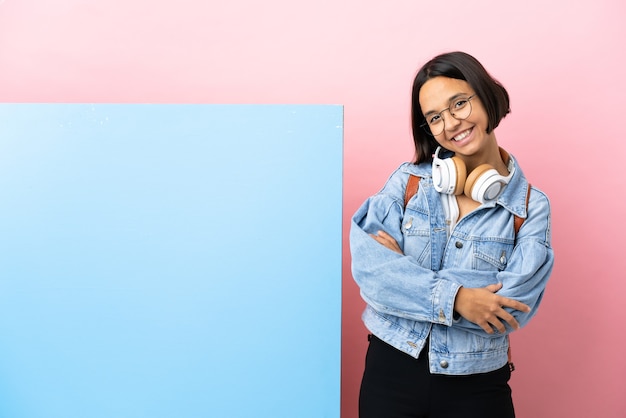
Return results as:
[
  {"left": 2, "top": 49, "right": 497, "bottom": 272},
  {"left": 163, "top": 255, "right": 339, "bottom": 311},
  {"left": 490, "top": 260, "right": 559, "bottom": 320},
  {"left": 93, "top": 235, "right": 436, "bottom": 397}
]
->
[{"left": 2, "top": 1, "right": 625, "bottom": 416}]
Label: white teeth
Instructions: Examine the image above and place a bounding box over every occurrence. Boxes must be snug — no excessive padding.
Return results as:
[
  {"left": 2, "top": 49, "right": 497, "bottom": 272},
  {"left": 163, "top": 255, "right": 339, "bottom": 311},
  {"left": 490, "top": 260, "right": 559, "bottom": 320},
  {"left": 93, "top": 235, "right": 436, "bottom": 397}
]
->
[{"left": 453, "top": 130, "right": 470, "bottom": 141}]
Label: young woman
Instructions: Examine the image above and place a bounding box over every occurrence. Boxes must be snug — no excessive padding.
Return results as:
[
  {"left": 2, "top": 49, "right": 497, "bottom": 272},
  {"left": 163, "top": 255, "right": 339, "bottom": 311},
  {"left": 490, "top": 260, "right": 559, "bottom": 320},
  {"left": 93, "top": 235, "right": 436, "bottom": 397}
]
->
[{"left": 350, "top": 51, "right": 554, "bottom": 418}]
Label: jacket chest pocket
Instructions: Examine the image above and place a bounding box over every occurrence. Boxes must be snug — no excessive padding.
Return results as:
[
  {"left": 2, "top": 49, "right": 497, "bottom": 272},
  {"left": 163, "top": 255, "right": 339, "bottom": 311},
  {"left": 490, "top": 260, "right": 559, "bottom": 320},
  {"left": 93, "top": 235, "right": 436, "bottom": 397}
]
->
[
  {"left": 472, "top": 240, "right": 514, "bottom": 271},
  {"left": 401, "top": 212, "right": 431, "bottom": 267}
]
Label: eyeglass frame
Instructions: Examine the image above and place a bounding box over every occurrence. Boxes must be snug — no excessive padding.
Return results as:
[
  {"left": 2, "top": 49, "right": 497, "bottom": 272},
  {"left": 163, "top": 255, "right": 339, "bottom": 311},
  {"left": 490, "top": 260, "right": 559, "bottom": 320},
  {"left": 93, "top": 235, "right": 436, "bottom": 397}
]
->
[{"left": 419, "top": 94, "right": 477, "bottom": 136}]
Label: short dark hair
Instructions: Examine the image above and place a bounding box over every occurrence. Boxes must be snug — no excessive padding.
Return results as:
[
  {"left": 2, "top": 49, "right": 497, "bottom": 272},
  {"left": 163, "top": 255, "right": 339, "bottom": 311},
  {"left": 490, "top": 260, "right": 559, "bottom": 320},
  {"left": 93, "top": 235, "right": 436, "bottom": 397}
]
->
[{"left": 411, "top": 51, "right": 511, "bottom": 164}]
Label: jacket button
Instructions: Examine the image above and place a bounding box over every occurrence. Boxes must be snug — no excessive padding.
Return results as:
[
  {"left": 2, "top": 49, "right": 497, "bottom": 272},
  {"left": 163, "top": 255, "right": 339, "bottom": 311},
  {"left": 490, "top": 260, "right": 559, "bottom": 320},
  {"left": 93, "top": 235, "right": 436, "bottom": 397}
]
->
[
  {"left": 440, "top": 360, "right": 449, "bottom": 369},
  {"left": 455, "top": 241, "right": 463, "bottom": 249}
]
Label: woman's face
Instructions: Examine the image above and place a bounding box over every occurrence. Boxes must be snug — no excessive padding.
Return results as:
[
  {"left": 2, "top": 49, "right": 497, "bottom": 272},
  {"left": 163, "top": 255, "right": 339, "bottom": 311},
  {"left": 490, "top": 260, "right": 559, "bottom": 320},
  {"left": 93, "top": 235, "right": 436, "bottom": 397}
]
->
[{"left": 418, "top": 76, "right": 494, "bottom": 158}]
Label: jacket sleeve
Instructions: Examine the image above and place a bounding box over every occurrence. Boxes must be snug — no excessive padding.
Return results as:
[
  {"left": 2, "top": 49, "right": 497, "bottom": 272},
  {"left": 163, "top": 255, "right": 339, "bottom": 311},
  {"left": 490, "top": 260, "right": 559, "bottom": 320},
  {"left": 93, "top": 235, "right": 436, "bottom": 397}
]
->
[
  {"left": 450, "top": 188, "right": 555, "bottom": 336},
  {"left": 350, "top": 191, "right": 462, "bottom": 326}
]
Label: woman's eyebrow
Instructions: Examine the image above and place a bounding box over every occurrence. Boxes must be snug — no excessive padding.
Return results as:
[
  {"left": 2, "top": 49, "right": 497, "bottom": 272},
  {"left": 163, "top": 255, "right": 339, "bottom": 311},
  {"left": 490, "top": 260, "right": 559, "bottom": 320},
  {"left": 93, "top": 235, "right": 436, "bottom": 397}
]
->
[{"left": 423, "top": 93, "right": 472, "bottom": 115}]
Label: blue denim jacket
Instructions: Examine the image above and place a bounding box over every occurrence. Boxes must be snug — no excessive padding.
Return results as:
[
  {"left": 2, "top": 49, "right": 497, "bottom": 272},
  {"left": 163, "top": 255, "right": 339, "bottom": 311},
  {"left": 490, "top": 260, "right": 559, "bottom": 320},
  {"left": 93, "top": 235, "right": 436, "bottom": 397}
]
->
[{"left": 350, "top": 156, "right": 554, "bottom": 375}]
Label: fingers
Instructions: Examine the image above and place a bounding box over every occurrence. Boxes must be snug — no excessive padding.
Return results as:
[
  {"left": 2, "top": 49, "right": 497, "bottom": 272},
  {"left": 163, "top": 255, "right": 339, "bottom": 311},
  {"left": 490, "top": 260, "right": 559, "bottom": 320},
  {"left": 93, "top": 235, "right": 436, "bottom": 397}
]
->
[
  {"left": 478, "top": 322, "right": 494, "bottom": 334},
  {"left": 495, "top": 309, "right": 519, "bottom": 333},
  {"left": 488, "top": 297, "right": 530, "bottom": 333},
  {"left": 484, "top": 282, "right": 503, "bottom": 293},
  {"left": 374, "top": 230, "right": 393, "bottom": 242},
  {"left": 499, "top": 297, "right": 531, "bottom": 314},
  {"left": 484, "top": 283, "right": 530, "bottom": 314},
  {"left": 455, "top": 287, "right": 531, "bottom": 334},
  {"left": 369, "top": 233, "right": 392, "bottom": 247},
  {"left": 481, "top": 285, "right": 531, "bottom": 333},
  {"left": 474, "top": 306, "right": 511, "bottom": 334},
  {"left": 369, "top": 230, "right": 403, "bottom": 254},
  {"left": 476, "top": 308, "right": 516, "bottom": 334}
]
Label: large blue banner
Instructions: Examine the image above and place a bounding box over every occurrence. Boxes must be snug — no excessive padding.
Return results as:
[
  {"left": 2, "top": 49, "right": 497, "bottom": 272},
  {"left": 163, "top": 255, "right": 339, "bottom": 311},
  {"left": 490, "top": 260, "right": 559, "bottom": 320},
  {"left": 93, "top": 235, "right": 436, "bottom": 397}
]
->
[{"left": 0, "top": 104, "right": 343, "bottom": 418}]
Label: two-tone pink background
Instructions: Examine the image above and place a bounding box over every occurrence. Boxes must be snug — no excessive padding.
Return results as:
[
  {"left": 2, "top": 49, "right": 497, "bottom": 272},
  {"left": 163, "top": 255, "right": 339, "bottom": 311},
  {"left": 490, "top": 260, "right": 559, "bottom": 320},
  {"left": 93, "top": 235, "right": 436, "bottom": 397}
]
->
[{"left": 2, "top": 1, "right": 625, "bottom": 416}]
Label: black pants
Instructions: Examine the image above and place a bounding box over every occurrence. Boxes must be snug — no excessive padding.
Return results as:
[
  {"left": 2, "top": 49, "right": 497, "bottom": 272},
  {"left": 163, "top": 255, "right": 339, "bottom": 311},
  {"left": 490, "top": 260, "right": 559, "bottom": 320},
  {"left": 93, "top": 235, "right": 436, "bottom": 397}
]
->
[{"left": 359, "top": 335, "right": 515, "bottom": 418}]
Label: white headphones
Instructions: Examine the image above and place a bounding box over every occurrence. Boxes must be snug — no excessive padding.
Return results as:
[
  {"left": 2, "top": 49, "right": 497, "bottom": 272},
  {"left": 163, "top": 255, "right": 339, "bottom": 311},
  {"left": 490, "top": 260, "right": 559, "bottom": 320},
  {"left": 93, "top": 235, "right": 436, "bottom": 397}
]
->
[{"left": 432, "top": 146, "right": 515, "bottom": 203}]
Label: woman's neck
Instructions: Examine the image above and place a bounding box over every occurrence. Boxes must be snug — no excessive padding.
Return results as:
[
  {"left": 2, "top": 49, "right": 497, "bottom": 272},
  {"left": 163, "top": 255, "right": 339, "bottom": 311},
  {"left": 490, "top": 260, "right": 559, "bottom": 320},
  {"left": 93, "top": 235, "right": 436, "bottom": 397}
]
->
[{"left": 461, "top": 140, "right": 509, "bottom": 175}]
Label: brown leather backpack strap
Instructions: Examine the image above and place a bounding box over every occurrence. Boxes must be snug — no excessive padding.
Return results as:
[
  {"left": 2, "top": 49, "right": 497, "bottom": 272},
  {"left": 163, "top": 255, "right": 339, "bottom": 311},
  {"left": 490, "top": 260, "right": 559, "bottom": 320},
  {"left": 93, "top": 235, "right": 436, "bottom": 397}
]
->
[
  {"left": 513, "top": 184, "right": 531, "bottom": 234},
  {"left": 404, "top": 175, "right": 420, "bottom": 209}
]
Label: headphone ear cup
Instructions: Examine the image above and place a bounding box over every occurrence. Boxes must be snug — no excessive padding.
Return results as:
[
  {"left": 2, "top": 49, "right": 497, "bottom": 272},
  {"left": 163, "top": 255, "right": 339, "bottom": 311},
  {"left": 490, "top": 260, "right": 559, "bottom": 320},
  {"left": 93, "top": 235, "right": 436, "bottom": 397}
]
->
[
  {"left": 450, "top": 156, "right": 467, "bottom": 196},
  {"left": 464, "top": 164, "right": 503, "bottom": 203},
  {"left": 433, "top": 155, "right": 467, "bottom": 195}
]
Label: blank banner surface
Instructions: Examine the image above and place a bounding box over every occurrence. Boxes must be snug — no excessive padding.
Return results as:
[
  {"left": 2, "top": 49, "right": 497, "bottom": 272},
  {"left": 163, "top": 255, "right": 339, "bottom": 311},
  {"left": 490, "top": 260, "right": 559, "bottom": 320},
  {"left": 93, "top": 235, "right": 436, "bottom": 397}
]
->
[{"left": 0, "top": 104, "right": 343, "bottom": 418}]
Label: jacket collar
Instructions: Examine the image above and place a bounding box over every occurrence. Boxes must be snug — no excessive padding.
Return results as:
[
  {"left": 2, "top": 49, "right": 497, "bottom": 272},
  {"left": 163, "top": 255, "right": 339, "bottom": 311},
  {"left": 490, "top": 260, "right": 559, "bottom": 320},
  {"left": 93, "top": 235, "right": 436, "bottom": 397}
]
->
[{"left": 400, "top": 153, "right": 530, "bottom": 218}]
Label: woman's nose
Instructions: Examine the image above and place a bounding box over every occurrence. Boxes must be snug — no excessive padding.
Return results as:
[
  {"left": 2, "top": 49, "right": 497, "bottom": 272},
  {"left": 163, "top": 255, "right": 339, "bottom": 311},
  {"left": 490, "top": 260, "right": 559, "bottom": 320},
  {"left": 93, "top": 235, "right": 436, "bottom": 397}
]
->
[{"left": 442, "top": 110, "right": 461, "bottom": 131}]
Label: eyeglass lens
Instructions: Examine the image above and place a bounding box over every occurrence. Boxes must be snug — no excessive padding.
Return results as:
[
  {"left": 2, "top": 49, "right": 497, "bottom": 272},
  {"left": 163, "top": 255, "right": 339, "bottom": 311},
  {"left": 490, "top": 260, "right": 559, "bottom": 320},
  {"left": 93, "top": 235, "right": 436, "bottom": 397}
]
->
[{"left": 424, "top": 97, "right": 473, "bottom": 136}]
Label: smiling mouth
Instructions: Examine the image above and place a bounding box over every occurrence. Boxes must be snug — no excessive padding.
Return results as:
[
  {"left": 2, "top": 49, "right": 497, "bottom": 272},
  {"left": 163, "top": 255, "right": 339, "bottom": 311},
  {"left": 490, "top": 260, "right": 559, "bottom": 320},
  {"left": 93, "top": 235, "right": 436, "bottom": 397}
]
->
[{"left": 452, "top": 128, "right": 472, "bottom": 142}]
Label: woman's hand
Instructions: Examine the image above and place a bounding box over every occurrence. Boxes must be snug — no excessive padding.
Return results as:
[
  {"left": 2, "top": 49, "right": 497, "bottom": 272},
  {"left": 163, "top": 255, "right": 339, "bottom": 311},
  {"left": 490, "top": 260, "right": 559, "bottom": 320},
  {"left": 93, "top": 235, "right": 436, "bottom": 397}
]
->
[
  {"left": 369, "top": 230, "right": 403, "bottom": 255},
  {"left": 454, "top": 283, "right": 531, "bottom": 334}
]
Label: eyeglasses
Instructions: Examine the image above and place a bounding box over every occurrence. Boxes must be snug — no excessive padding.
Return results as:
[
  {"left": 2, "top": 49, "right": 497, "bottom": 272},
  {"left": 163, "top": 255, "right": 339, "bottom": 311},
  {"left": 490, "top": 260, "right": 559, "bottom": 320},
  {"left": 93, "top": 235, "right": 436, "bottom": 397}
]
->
[{"left": 420, "top": 95, "right": 476, "bottom": 136}]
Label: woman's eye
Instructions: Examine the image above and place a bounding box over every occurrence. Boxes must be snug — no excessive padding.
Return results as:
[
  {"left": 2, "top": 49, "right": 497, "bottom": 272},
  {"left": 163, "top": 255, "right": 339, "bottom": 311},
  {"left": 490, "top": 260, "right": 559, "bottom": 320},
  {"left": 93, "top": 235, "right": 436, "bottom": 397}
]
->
[
  {"left": 429, "top": 114, "right": 441, "bottom": 124},
  {"left": 454, "top": 99, "right": 468, "bottom": 109}
]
